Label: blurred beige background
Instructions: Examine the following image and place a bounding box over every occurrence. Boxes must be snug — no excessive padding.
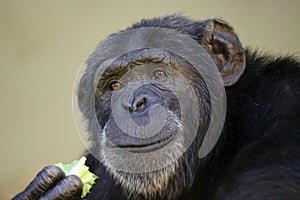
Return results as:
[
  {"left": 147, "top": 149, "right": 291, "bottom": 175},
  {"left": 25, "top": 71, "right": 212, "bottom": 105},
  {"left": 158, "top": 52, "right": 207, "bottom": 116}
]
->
[{"left": 0, "top": 0, "right": 299, "bottom": 199}]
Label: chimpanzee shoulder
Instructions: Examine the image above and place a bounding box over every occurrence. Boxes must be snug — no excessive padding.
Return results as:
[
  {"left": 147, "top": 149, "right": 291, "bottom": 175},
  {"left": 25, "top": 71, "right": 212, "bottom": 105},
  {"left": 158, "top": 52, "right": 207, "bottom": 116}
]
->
[{"left": 225, "top": 49, "right": 300, "bottom": 147}]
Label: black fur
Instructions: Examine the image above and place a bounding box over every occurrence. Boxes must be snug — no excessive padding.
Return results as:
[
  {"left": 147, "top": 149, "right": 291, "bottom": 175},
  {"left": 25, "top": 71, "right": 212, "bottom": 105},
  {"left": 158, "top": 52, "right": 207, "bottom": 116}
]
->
[{"left": 84, "top": 15, "right": 300, "bottom": 200}]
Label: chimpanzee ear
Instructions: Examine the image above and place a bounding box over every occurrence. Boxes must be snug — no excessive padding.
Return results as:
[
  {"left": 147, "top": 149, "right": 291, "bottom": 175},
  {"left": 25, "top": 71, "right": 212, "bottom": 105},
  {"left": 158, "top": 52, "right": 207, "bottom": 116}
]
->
[{"left": 201, "top": 19, "right": 246, "bottom": 86}]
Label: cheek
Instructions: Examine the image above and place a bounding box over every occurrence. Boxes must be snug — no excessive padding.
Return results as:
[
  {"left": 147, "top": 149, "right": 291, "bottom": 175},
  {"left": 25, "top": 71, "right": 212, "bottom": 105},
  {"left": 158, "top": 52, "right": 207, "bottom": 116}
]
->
[
  {"left": 165, "top": 93, "right": 181, "bottom": 117},
  {"left": 95, "top": 92, "right": 112, "bottom": 128}
]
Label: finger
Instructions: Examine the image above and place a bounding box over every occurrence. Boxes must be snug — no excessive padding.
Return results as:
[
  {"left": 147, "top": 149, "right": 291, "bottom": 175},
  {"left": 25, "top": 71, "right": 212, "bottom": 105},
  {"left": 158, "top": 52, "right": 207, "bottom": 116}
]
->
[
  {"left": 12, "top": 165, "right": 65, "bottom": 200},
  {"left": 40, "top": 175, "right": 83, "bottom": 200}
]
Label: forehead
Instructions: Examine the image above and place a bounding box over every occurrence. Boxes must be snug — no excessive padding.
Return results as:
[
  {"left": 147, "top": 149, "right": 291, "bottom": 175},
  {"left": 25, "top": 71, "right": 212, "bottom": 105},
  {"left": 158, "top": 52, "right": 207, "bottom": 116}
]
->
[{"left": 99, "top": 48, "right": 193, "bottom": 77}]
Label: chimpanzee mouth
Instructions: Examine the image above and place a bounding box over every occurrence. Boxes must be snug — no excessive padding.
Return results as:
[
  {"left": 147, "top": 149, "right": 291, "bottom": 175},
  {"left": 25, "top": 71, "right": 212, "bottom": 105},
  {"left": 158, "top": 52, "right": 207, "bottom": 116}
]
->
[
  {"left": 117, "top": 132, "right": 176, "bottom": 153},
  {"left": 104, "top": 109, "right": 182, "bottom": 153}
]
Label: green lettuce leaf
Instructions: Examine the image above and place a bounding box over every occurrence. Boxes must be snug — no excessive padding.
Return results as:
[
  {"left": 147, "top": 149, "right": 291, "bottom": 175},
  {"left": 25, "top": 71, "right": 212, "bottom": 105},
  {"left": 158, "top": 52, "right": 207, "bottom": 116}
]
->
[{"left": 55, "top": 156, "right": 99, "bottom": 198}]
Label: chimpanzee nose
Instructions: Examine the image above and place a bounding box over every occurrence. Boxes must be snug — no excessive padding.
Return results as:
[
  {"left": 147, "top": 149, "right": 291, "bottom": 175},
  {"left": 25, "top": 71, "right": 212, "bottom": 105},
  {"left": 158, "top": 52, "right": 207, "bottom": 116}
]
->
[{"left": 129, "top": 96, "right": 147, "bottom": 112}]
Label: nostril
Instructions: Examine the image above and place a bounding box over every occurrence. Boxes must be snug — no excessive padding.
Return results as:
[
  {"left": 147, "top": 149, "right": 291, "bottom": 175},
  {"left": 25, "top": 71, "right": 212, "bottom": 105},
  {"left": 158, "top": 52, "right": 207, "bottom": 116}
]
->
[
  {"left": 125, "top": 96, "right": 147, "bottom": 112},
  {"left": 136, "top": 97, "right": 146, "bottom": 111},
  {"left": 128, "top": 97, "right": 147, "bottom": 112},
  {"left": 128, "top": 107, "right": 134, "bottom": 112}
]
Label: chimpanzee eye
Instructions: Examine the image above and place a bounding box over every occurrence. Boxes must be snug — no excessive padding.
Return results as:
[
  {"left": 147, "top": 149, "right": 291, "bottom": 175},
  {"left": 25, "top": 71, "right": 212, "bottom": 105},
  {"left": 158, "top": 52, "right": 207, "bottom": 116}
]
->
[
  {"left": 153, "top": 69, "right": 166, "bottom": 79},
  {"left": 108, "top": 80, "right": 122, "bottom": 91}
]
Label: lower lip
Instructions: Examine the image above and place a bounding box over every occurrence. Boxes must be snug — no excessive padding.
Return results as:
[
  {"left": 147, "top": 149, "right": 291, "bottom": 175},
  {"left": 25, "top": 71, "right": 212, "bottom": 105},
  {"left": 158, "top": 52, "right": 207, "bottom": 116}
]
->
[{"left": 118, "top": 134, "right": 175, "bottom": 153}]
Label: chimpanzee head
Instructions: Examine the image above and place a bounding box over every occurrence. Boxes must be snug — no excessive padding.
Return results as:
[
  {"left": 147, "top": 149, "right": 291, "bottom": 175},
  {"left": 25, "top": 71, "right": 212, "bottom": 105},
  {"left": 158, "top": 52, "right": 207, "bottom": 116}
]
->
[{"left": 76, "top": 15, "right": 245, "bottom": 199}]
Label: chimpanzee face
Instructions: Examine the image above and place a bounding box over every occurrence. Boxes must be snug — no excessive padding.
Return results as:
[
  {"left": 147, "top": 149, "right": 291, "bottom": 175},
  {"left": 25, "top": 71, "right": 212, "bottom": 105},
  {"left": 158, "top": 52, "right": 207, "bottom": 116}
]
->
[{"left": 76, "top": 26, "right": 230, "bottom": 198}]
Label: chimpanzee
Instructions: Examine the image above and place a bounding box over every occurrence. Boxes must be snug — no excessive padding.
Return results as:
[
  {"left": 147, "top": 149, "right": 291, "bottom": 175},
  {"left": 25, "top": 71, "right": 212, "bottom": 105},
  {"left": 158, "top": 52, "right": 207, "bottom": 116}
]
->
[{"left": 13, "top": 15, "right": 300, "bottom": 200}]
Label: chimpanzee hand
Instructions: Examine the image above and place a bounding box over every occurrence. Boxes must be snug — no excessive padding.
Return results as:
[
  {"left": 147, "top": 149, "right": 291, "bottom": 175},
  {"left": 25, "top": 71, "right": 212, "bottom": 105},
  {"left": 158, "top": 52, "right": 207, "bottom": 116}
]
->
[{"left": 12, "top": 165, "right": 83, "bottom": 200}]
